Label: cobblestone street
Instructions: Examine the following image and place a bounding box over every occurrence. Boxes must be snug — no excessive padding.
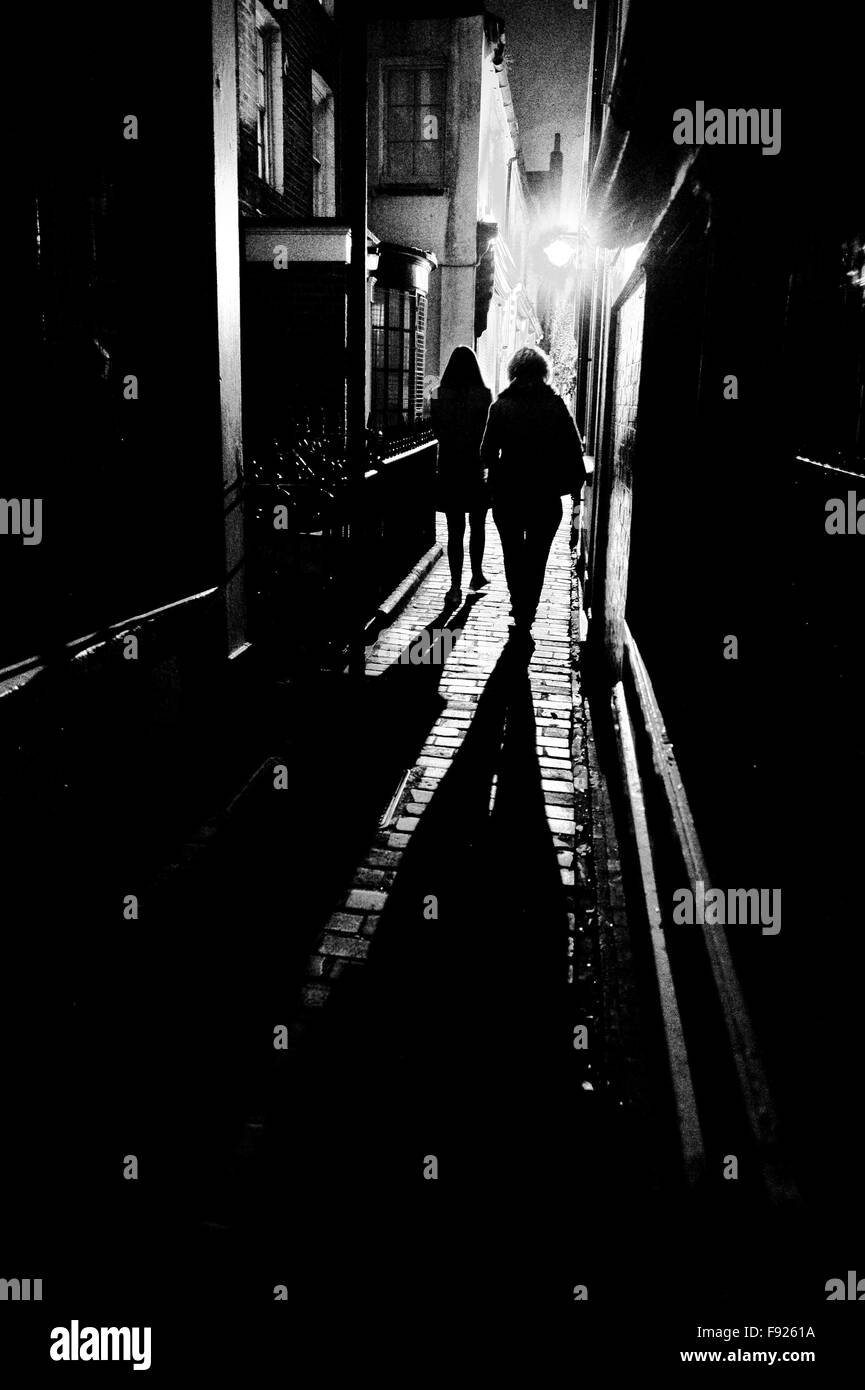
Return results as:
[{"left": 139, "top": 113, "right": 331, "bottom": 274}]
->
[
  {"left": 202, "top": 508, "right": 608, "bottom": 1321},
  {"left": 298, "top": 511, "right": 596, "bottom": 1029}
]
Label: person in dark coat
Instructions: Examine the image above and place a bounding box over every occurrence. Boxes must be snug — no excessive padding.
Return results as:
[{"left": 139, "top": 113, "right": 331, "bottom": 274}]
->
[
  {"left": 480, "top": 345, "right": 586, "bottom": 638},
  {"left": 430, "top": 345, "right": 492, "bottom": 605}
]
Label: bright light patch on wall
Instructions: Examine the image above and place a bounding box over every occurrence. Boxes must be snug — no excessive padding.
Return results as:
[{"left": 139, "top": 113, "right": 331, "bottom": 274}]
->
[{"left": 615, "top": 240, "right": 647, "bottom": 284}]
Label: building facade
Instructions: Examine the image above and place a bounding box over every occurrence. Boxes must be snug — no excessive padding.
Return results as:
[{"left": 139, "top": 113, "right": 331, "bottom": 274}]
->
[
  {"left": 236, "top": 0, "right": 352, "bottom": 448},
  {"left": 366, "top": 7, "right": 541, "bottom": 411},
  {"left": 474, "top": 25, "right": 543, "bottom": 397},
  {"left": 573, "top": 0, "right": 864, "bottom": 1204}
]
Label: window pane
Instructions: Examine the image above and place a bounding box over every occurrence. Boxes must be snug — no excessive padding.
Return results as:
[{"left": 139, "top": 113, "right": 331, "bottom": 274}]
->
[
  {"left": 387, "top": 293, "right": 402, "bottom": 328},
  {"left": 386, "top": 143, "right": 413, "bottom": 181},
  {"left": 414, "top": 140, "right": 443, "bottom": 183},
  {"left": 387, "top": 69, "right": 412, "bottom": 106},
  {"left": 387, "top": 108, "right": 412, "bottom": 142},
  {"left": 417, "top": 106, "right": 441, "bottom": 143},
  {"left": 388, "top": 328, "right": 402, "bottom": 362},
  {"left": 418, "top": 70, "right": 443, "bottom": 104}
]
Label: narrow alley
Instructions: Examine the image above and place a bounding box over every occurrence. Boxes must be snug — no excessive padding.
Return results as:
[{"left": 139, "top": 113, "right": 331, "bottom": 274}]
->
[
  {"left": 5, "top": 0, "right": 863, "bottom": 1376},
  {"left": 94, "top": 512, "right": 607, "bottom": 1326}
]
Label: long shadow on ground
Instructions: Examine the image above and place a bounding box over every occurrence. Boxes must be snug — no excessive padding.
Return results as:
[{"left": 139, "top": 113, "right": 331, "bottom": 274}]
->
[{"left": 262, "top": 640, "right": 589, "bottom": 1316}]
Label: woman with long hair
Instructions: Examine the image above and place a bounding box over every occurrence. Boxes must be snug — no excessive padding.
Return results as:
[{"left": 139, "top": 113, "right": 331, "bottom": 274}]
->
[
  {"left": 430, "top": 345, "right": 492, "bottom": 606},
  {"left": 480, "top": 345, "right": 585, "bottom": 645}
]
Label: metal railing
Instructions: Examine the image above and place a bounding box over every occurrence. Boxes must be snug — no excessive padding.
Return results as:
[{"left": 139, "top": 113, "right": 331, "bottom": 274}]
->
[{"left": 246, "top": 427, "right": 438, "bottom": 671}]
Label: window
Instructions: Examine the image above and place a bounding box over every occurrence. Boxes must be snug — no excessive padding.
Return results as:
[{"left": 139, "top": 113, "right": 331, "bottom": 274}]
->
[
  {"left": 371, "top": 286, "right": 428, "bottom": 432},
  {"left": 256, "top": 28, "right": 273, "bottom": 182},
  {"left": 311, "top": 71, "right": 336, "bottom": 217},
  {"left": 383, "top": 66, "right": 444, "bottom": 186},
  {"left": 255, "top": 6, "right": 283, "bottom": 190}
]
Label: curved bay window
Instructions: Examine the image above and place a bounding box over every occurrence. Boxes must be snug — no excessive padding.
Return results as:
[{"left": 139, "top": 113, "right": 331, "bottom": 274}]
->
[
  {"left": 370, "top": 243, "right": 436, "bottom": 436},
  {"left": 371, "top": 286, "right": 425, "bottom": 433}
]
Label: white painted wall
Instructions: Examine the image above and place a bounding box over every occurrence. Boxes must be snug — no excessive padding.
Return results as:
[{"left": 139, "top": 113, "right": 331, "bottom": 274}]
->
[
  {"left": 476, "top": 48, "right": 541, "bottom": 397},
  {"left": 366, "top": 16, "right": 539, "bottom": 408}
]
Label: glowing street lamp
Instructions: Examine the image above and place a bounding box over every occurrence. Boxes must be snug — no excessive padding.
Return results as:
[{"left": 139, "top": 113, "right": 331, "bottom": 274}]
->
[
  {"left": 544, "top": 238, "right": 575, "bottom": 267},
  {"left": 543, "top": 232, "right": 582, "bottom": 268}
]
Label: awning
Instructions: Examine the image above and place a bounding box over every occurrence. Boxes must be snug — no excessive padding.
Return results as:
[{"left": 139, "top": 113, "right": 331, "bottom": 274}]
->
[
  {"left": 373, "top": 242, "right": 438, "bottom": 294},
  {"left": 244, "top": 223, "right": 382, "bottom": 274},
  {"left": 586, "top": 110, "right": 695, "bottom": 249}
]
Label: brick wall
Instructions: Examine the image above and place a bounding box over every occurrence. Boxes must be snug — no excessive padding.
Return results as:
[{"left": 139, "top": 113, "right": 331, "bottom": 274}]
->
[{"left": 237, "top": 0, "right": 341, "bottom": 220}]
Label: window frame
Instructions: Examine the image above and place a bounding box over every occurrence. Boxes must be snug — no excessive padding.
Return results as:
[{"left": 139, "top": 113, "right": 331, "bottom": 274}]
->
[
  {"left": 255, "top": 27, "right": 273, "bottom": 184},
  {"left": 311, "top": 69, "right": 336, "bottom": 218},
  {"left": 370, "top": 284, "right": 428, "bottom": 433},
  {"left": 378, "top": 59, "right": 447, "bottom": 192},
  {"left": 255, "top": 4, "right": 284, "bottom": 193}
]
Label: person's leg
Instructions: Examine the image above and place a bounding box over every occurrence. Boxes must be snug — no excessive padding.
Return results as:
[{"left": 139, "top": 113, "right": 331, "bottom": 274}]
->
[
  {"left": 468, "top": 507, "right": 489, "bottom": 587},
  {"left": 493, "top": 506, "right": 527, "bottom": 617},
  {"left": 445, "top": 509, "right": 466, "bottom": 596},
  {"left": 521, "top": 500, "right": 563, "bottom": 624}
]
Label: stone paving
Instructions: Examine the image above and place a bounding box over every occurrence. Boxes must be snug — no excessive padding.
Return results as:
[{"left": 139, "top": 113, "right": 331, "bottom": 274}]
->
[
  {"left": 187, "top": 501, "right": 608, "bottom": 1314},
  {"left": 292, "top": 508, "right": 598, "bottom": 1055}
]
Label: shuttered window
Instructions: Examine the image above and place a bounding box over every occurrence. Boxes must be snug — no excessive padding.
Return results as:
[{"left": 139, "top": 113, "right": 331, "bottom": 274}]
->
[{"left": 371, "top": 285, "right": 428, "bottom": 433}]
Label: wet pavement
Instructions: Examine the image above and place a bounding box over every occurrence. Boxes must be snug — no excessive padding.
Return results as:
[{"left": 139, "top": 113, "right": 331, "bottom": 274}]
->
[{"left": 190, "top": 509, "right": 605, "bottom": 1319}]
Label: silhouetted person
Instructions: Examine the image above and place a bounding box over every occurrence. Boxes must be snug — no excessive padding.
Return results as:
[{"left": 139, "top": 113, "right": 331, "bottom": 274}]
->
[
  {"left": 481, "top": 346, "right": 585, "bottom": 641},
  {"left": 430, "top": 345, "right": 492, "bottom": 605}
]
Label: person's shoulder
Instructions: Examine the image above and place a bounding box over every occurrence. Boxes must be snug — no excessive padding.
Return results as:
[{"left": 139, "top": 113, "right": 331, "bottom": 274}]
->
[{"left": 547, "top": 387, "right": 573, "bottom": 415}]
